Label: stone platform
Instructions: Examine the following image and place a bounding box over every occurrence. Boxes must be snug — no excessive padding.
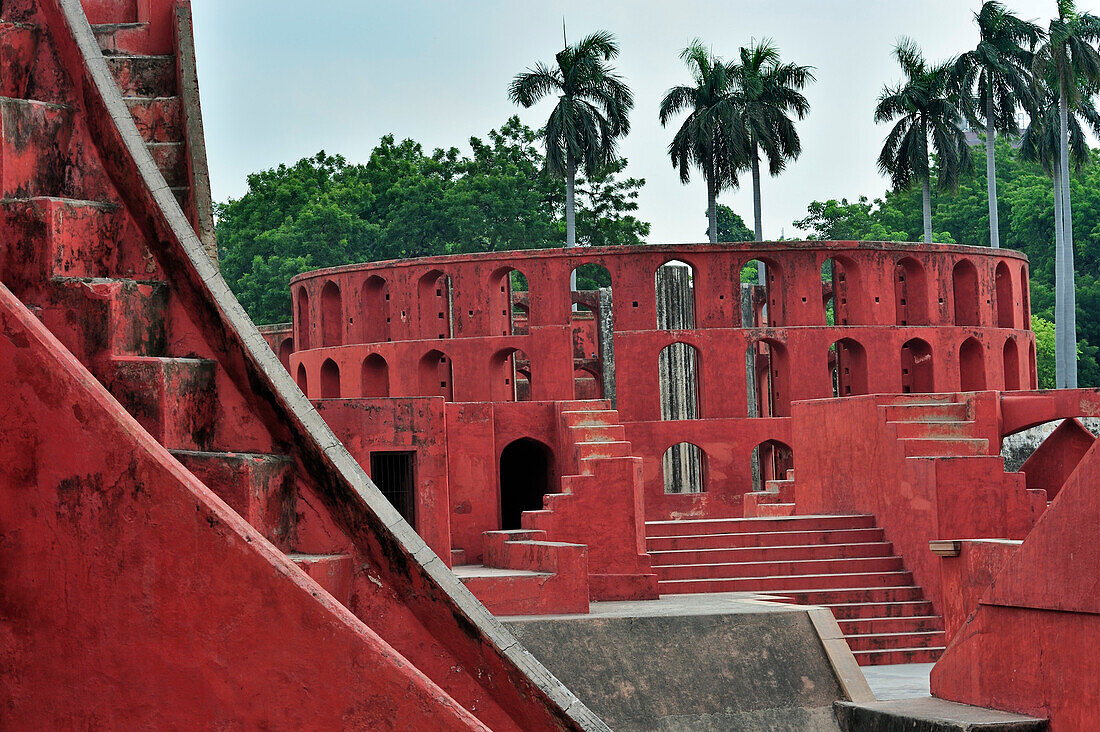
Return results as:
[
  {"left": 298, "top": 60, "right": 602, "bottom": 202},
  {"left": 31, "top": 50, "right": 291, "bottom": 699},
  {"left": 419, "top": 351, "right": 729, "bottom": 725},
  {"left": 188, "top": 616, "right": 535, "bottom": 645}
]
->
[{"left": 501, "top": 592, "right": 873, "bottom": 731}]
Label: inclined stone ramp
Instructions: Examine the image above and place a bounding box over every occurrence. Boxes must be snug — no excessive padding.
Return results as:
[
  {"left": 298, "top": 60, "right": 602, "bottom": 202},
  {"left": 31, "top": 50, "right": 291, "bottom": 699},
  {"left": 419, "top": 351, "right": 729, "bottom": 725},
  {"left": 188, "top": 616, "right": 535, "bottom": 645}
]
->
[{"left": 0, "top": 0, "right": 604, "bottom": 728}]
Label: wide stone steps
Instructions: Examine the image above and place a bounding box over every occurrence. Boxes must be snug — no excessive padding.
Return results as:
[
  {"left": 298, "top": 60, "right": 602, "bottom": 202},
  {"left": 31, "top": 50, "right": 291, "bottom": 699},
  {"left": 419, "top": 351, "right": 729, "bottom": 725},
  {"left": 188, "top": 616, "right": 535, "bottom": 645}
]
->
[
  {"left": 646, "top": 514, "right": 944, "bottom": 665},
  {"left": 648, "top": 541, "right": 897, "bottom": 566},
  {"left": 105, "top": 54, "right": 174, "bottom": 96},
  {"left": 647, "top": 526, "right": 886, "bottom": 551}
]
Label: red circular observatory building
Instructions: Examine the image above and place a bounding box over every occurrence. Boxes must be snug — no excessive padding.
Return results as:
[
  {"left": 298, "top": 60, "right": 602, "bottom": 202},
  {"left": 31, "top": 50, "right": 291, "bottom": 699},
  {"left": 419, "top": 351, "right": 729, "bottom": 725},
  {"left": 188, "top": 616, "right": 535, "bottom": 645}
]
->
[{"left": 278, "top": 241, "right": 1035, "bottom": 597}]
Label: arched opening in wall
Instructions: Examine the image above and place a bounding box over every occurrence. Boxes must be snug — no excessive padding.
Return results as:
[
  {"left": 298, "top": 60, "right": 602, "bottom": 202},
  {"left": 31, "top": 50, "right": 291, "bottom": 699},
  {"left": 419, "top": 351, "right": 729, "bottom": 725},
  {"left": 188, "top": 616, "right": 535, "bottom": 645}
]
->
[
  {"left": 321, "top": 281, "right": 343, "bottom": 347},
  {"left": 659, "top": 342, "right": 701, "bottom": 420},
  {"left": 296, "top": 288, "right": 311, "bottom": 351},
  {"left": 1029, "top": 341, "right": 1038, "bottom": 388},
  {"left": 278, "top": 338, "right": 294, "bottom": 370},
  {"left": 663, "top": 442, "right": 706, "bottom": 494},
  {"left": 490, "top": 267, "right": 529, "bottom": 336},
  {"left": 655, "top": 260, "right": 695, "bottom": 330},
  {"left": 1003, "top": 338, "right": 1021, "bottom": 391},
  {"left": 490, "top": 348, "right": 532, "bottom": 402},
  {"left": 952, "top": 260, "right": 980, "bottom": 326},
  {"left": 296, "top": 363, "right": 308, "bottom": 396},
  {"left": 320, "top": 358, "right": 341, "bottom": 398},
  {"left": 569, "top": 263, "right": 612, "bottom": 386},
  {"left": 574, "top": 365, "right": 602, "bottom": 400},
  {"left": 740, "top": 258, "right": 783, "bottom": 326},
  {"left": 829, "top": 338, "right": 869, "bottom": 397},
  {"left": 418, "top": 349, "right": 453, "bottom": 401},
  {"left": 499, "top": 438, "right": 553, "bottom": 530},
  {"left": 960, "top": 337, "right": 986, "bottom": 391},
  {"left": 751, "top": 439, "right": 794, "bottom": 491},
  {"left": 995, "top": 262, "right": 1014, "bottom": 329},
  {"left": 417, "top": 270, "right": 453, "bottom": 339},
  {"left": 747, "top": 338, "right": 791, "bottom": 417},
  {"left": 821, "top": 257, "right": 860, "bottom": 325},
  {"left": 361, "top": 353, "right": 389, "bottom": 397},
  {"left": 894, "top": 257, "right": 928, "bottom": 325},
  {"left": 1022, "top": 265, "right": 1031, "bottom": 325},
  {"left": 901, "top": 338, "right": 935, "bottom": 393},
  {"left": 361, "top": 275, "right": 390, "bottom": 343}
]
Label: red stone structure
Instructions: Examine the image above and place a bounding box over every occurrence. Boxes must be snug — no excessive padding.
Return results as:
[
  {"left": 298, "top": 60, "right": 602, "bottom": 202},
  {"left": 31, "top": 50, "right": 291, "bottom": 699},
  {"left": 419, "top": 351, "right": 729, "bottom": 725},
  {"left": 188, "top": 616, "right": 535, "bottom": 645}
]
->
[{"left": 0, "top": 1, "right": 600, "bottom": 728}]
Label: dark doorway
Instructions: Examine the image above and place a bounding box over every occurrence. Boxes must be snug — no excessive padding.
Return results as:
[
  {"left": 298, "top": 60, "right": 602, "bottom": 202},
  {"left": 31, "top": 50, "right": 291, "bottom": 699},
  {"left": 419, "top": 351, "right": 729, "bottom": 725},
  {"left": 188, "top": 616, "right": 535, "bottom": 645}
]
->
[
  {"left": 499, "top": 438, "right": 553, "bottom": 530},
  {"left": 370, "top": 451, "right": 416, "bottom": 527}
]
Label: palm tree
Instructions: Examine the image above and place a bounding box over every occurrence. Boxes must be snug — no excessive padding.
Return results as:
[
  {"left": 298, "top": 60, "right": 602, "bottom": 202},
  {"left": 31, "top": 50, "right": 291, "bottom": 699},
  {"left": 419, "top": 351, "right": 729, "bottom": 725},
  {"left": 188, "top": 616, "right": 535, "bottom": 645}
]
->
[
  {"left": 1034, "top": 0, "right": 1100, "bottom": 388},
  {"left": 659, "top": 41, "right": 748, "bottom": 243},
  {"left": 727, "top": 41, "right": 814, "bottom": 243},
  {"left": 875, "top": 39, "right": 971, "bottom": 243},
  {"left": 1019, "top": 69, "right": 1100, "bottom": 387},
  {"left": 953, "top": 1, "right": 1042, "bottom": 249},
  {"left": 509, "top": 30, "right": 633, "bottom": 252}
]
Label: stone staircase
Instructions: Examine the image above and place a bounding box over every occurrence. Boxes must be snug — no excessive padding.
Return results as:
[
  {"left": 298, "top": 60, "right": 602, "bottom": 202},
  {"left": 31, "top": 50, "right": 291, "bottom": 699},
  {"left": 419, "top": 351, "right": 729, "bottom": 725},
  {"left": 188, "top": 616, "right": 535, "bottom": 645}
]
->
[
  {"left": 0, "top": 3, "right": 594, "bottom": 727},
  {"left": 646, "top": 514, "right": 946, "bottom": 666},
  {"left": 743, "top": 469, "right": 796, "bottom": 517}
]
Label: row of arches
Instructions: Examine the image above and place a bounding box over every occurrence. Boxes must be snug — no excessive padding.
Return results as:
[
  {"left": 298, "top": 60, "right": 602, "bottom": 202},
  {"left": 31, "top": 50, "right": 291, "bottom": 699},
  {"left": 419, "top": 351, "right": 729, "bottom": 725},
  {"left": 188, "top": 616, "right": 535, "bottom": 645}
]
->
[
  {"left": 296, "top": 255, "right": 1029, "bottom": 350},
  {"left": 654, "top": 335, "right": 1036, "bottom": 419},
  {"left": 661, "top": 439, "right": 793, "bottom": 494}
]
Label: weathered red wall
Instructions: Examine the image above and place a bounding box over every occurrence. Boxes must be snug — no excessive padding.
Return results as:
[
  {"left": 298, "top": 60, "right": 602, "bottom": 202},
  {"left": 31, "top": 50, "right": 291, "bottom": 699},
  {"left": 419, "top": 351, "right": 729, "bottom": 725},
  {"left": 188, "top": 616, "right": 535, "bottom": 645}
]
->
[
  {"left": 0, "top": 284, "right": 483, "bottom": 731},
  {"left": 931, "top": 438, "right": 1100, "bottom": 729}
]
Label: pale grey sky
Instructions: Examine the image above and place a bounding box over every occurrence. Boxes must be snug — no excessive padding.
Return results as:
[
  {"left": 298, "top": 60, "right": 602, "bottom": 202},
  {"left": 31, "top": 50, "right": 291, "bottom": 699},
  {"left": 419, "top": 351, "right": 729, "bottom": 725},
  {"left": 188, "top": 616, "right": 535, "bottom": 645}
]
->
[{"left": 191, "top": 0, "right": 1086, "bottom": 243}]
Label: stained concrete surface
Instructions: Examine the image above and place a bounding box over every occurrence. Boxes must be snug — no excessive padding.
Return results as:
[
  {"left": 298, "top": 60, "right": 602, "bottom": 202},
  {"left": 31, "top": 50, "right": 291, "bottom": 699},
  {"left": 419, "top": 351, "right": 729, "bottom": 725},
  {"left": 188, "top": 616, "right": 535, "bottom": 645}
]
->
[
  {"left": 502, "top": 593, "right": 849, "bottom": 732},
  {"left": 862, "top": 663, "right": 935, "bottom": 701}
]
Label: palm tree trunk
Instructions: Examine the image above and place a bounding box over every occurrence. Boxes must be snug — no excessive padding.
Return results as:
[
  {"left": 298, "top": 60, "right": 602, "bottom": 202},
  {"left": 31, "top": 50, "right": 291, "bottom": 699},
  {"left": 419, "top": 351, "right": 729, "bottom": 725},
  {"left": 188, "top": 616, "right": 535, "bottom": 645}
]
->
[
  {"left": 985, "top": 82, "right": 1000, "bottom": 249},
  {"left": 921, "top": 175, "right": 932, "bottom": 244},
  {"left": 751, "top": 143, "right": 766, "bottom": 286},
  {"left": 1053, "top": 162, "right": 1066, "bottom": 387},
  {"left": 707, "top": 179, "right": 718, "bottom": 243},
  {"left": 566, "top": 153, "right": 577, "bottom": 297},
  {"left": 1058, "top": 87, "right": 1078, "bottom": 388}
]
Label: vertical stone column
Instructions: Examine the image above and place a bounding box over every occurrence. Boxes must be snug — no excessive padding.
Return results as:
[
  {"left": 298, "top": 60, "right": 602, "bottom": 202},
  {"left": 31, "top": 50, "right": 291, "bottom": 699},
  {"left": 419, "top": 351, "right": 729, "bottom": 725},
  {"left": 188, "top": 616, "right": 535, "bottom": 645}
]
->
[
  {"left": 598, "top": 287, "right": 616, "bottom": 407},
  {"left": 743, "top": 282, "right": 762, "bottom": 490},
  {"left": 657, "top": 265, "right": 701, "bottom": 493}
]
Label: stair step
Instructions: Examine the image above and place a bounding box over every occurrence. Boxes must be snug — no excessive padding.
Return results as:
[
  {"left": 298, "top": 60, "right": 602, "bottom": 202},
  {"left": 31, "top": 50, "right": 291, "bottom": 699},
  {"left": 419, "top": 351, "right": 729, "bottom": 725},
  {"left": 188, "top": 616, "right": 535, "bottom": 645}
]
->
[
  {"left": 0, "top": 21, "right": 38, "bottom": 99},
  {"left": 769, "top": 585, "right": 927, "bottom": 604},
  {"left": 756, "top": 502, "right": 795, "bottom": 517},
  {"left": 172, "top": 449, "right": 295, "bottom": 550},
  {"left": 145, "top": 140, "right": 186, "bottom": 187},
  {"left": 90, "top": 22, "right": 149, "bottom": 55},
  {"left": 83, "top": 0, "right": 140, "bottom": 25},
  {"left": 41, "top": 277, "right": 168, "bottom": 359},
  {"left": 102, "top": 355, "right": 217, "bottom": 451},
  {"left": 883, "top": 401, "right": 969, "bottom": 422},
  {"left": 0, "top": 97, "right": 73, "bottom": 198},
  {"left": 560, "top": 409, "right": 619, "bottom": 427},
  {"left": 844, "top": 630, "right": 946, "bottom": 652},
  {"left": 105, "top": 54, "right": 175, "bottom": 97},
  {"left": 646, "top": 527, "right": 886, "bottom": 551},
  {"left": 837, "top": 615, "right": 944, "bottom": 634},
  {"left": 853, "top": 646, "right": 945, "bottom": 666},
  {"left": 645, "top": 514, "right": 875, "bottom": 537},
  {"left": 288, "top": 553, "right": 353, "bottom": 606},
  {"left": 835, "top": 697, "right": 1047, "bottom": 731},
  {"left": 891, "top": 419, "right": 978, "bottom": 439},
  {"left": 648, "top": 541, "right": 896, "bottom": 566},
  {"left": 124, "top": 96, "right": 182, "bottom": 143},
  {"left": 653, "top": 556, "right": 904, "bottom": 581},
  {"left": 824, "top": 601, "right": 937, "bottom": 620},
  {"left": 658, "top": 572, "right": 914, "bottom": 594},
  {"left": 900, "top": 436, "right": 989, "bottom": 457}
]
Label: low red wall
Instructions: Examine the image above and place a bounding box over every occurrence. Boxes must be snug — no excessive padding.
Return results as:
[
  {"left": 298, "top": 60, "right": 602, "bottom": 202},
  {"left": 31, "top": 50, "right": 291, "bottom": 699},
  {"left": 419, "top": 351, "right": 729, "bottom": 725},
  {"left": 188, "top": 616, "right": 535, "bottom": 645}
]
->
[
  {"left": 0, "top": 286, "right": 482, "bottom": 730},
  {"left": 932, "top": 439, "right": 1100, "bottom": 728}
]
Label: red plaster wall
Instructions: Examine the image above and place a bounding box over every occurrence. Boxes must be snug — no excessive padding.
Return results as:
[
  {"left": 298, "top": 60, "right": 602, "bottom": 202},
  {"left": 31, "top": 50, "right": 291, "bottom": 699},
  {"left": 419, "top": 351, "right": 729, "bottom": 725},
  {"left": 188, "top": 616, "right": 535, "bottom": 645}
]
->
[
  {"left": 931, "top": 439, "right": 1100, "bottom": 729},
  {"left": 0, "top": 286, "right": 483, "bottom": 731}
]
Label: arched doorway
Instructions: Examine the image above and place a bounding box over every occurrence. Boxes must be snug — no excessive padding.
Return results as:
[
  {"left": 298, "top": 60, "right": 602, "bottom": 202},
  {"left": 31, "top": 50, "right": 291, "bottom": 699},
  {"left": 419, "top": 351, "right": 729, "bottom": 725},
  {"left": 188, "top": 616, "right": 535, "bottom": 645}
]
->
[
  {"left": 952, "top": 260, "right": 980, "bottom": 326},
  {"left": 321, "top": 281, "right": 343, "bottom": 347},
  {"left": 894, "top": 257, "right": 928, "bottom": 325},
  {"left": 320, "top": 358, "right": 341, "bottom": 398},
  {"left": 361, "top": 353, "right": 389, "bottom": 397},
  {"left": 1003, "top": 338, "right": 1021, "bottom": 391},
  {"left": 901, "top": 338, "right": 935, "bottom": 394},
  {"left": 995, "top": 262, "right": 1014, "bottom": 329},
  {"left": 829, "top": 338, "right": 868, "bottom": 397},
  {"left": 751, "top": 439, "right": 794, "bottom": 491},
  {"left": 296, "top": 288, "right": 311, "bottom": 351},
  {"left": 960, "top": 338, "right": 986, "bottom": 391},
  {"left": 499, "top": 438, "right": 554, "bottom": 530},
  {"left": 361, "top": 275, "right": 390, "bottom": 343}
]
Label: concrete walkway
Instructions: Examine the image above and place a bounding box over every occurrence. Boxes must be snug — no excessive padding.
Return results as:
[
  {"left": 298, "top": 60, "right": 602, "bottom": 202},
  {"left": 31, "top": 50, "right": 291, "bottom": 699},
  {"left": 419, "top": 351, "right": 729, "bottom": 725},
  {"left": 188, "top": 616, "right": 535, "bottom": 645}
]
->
[{"left": 861, "top": 662, "right": 934, "bottom": 700}]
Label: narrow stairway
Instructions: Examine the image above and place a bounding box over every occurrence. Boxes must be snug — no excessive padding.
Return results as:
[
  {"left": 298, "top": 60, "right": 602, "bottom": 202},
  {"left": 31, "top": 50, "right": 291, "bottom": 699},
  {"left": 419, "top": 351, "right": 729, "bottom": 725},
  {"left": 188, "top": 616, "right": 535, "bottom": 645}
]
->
[{"left": 646, "top": 514, "right": 946, "bottom": 666}]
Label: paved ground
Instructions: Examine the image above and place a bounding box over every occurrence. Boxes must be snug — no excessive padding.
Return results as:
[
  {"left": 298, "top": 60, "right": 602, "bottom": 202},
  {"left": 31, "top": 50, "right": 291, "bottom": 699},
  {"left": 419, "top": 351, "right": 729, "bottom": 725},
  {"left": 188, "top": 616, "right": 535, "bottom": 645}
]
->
[{"left": 862, "top": 662, "right": 934, "bottom": 700}]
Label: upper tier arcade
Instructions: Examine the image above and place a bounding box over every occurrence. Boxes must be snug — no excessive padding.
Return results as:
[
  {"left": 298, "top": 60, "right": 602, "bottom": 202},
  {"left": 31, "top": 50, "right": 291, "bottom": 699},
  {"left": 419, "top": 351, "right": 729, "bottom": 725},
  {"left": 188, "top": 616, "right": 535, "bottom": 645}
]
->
[{"left": 288, "top": 241, "right": 1035, "bottom": 519}]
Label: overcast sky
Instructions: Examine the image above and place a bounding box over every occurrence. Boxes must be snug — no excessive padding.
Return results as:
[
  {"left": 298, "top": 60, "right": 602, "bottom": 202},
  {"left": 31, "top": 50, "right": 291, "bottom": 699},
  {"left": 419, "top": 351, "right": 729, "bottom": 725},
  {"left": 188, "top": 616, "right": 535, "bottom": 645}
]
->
[{"left": 191, "top": 0, "right": 1087, "bottom": 243}]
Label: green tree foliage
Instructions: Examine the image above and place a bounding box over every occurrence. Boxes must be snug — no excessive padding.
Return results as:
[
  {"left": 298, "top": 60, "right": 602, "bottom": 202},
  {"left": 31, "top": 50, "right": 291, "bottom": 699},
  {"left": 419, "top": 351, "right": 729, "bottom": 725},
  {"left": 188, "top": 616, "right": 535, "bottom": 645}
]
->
[
  {"left": 217, "top": 117, "right": 648, "bottom": 324},
  {"left": 795, "top": 137, "right": 1100, "bottom": 386},
  {"left": 713, "top": 204, "right": 754, "bottom": 242}
]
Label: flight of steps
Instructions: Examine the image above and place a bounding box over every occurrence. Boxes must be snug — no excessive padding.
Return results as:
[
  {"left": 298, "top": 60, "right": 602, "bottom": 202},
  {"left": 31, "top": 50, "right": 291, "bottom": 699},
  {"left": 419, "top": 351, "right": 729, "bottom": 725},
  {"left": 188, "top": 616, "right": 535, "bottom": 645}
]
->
[
  {"left": 743, "top": 469, "right": 796, "bottom": 517},
  {"left": 884, "top": 394, "right": 990, "bottom": 457},
  {"left": 646, "top": 514, "right": 946, "bottom": 666},
  {"left": 0, "top": 0, "right": 351, "bottom": 606}
]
